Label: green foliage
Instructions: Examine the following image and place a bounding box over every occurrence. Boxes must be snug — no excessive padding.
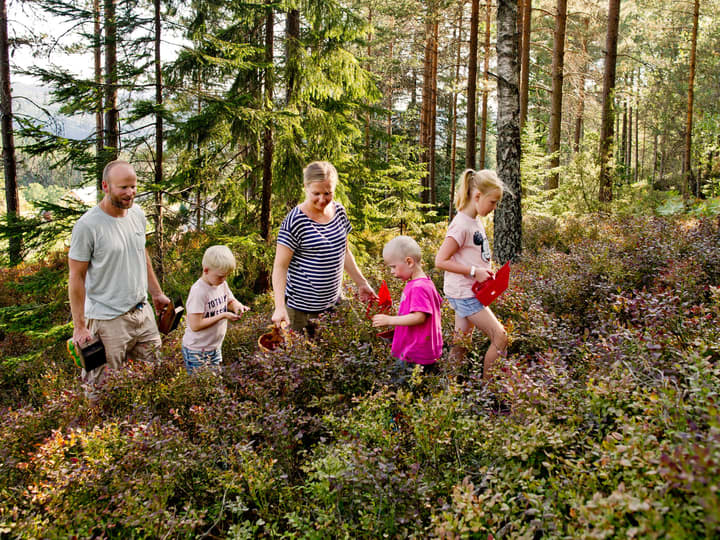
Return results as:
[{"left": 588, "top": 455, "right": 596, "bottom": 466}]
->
[
  {"left": 656, "top": 190, "right": 720, "bottom": 218},
  {"left": 21, "top": 183, "right": 67, "bottom": 207},
  {"left": 345, "top": 137, "right": 430, "bottom": 233},
  {"left": 0, "top": 197, "right": 87, "bottom": 265},
  {"left": 523, "top": 129, "right": 602, "bottom": 216}
]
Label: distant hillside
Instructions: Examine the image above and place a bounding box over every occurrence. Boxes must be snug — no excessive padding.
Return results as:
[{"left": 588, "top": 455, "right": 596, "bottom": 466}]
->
[{"left": 12, "top": 81, "right": 95, "bottom": 141}]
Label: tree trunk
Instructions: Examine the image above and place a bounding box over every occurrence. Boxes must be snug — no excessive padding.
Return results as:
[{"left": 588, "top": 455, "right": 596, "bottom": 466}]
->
[
  {"left": 598, "top": 0, "right": 621, "bottom": 203},
  {"left": 104, "top": 0, "right": 118, "bottom": 157},
  {"left": 466, "top": 0, "right": 479, "bottom": 169},
  {"left": 285, "top": 9, "right": 300, "bottom": 104},
  {"left": 93, "top": 0, "right": 104, "bottom": 201},
  {"left": 386, "top": 38, "right": 394, "bottom": 162},
  {"left": 494, "top": 0, "right": 522, "bottom": 264},
  {"left": 364, "top": 8, "right": 372, "bottom": 158},
  {"left": 634, "top": 72, "right": 639, "bottom": 182},
  {"left": 429, "top": 20, "right": 438, "bottom": 205},
  {"left": 621, "top": 96, "right": 627, "bottom": 173},
  {"left": 627, "top": 101, "right": 632, "bottom": 175},
  {"left": 519, "top": 0, "right": 531, "bottom": 130},
  {"left": 420, "top": 11, "right": 438, "bottom": 204},
  {"left": 683, "top": 0, "right": 699, "bottom": 198},
  {"left": 153, "top": 0, "right": 164, "bottom": 284},
  {"left": 1, "top": 0, "right": 20, "bottom": 265},
  {"left": 573, "top": 18, "right": 589, "bottom": 153},
  {"left": 626, "top": 71, "right": 633, "bottom": 176},
  {"left": 450, "top": 5, "right": 464, "bottom": 220},
  {"left": 545, "top": 0, "right": 567, "bottom": 190},
  {"left": 260, "top": 3, "right": 274, "bottom": 243},
  {"left": 410, "top": 68, "right": 417, "bottom": 109},
  {"left": 195, "top": 75, "right": 202, "bottom": 230},
  {"left": 640, "top": 115, "right": 646, "bottom": 181},
  {"left": 652, "top": 131, "right": 658, "bottom": 187},
  {"left": 420, "top": 21, "right": 431, "bottom": 200},
  {"left": 254, "top": 3, "right": 274, "bottom": 292},
  {"left": 659, "top": 132, "right": 667, "bottom": 186},
  {"left": 479, "top": 0, "right": 491, "bottom": 168}
]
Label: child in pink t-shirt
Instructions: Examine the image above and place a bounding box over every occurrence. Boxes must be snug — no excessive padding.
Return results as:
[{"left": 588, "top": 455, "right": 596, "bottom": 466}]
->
[
  {"left": 435, "top": 169, "right": 510, "bottom": 380},
  {"left": 372, "top": 236, "right": 443, "bottom": 383},
  {"left": 182, "top": 245, "right": 249, "bottom": 373}
]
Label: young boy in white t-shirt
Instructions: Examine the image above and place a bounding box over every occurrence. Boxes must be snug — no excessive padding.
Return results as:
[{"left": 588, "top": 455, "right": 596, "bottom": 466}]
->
[{"left": 181, "top": 245, "right": 249, "bottom": 373}]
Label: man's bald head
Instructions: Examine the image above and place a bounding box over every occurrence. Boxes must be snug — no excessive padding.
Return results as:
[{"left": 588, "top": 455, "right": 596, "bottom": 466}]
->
[{"left": 103, "top": 160, "right": 136, "bottom": 186}]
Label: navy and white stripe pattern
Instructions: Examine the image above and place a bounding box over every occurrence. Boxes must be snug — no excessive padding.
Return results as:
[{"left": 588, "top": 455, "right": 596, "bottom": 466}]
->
[{"left": 277, "top": 202, "right": 352, "bottom": 312}]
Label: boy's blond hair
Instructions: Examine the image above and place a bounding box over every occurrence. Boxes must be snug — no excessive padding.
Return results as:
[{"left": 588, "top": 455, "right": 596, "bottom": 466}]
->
[
  {"left": 202, "top": 245, "right": 236, "bottom": 273},
  {"left": 383, "top": 235, "right": 422, "bottom": 263}
]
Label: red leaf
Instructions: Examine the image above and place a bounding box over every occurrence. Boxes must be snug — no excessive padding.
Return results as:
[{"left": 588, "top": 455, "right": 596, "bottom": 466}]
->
[{"left": 378, "top": 280, "right": 393, "bottom": 307}]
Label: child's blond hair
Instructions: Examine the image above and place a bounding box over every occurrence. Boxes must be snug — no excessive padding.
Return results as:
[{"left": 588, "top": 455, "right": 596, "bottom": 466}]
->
[
  {"left": 202, "top": 245, "right": 236, "bottom": 274},
  {"left": 454, "top": 169, "right": 511, "bottom": 211},
  {"left": 383, "top": 235, "right": 422, "bottom": 263}
]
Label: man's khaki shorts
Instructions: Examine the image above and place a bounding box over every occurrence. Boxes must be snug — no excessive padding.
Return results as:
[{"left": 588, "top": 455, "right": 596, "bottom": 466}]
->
[{"left": 82, "top": 302, "right": 161, "bottom": 387}]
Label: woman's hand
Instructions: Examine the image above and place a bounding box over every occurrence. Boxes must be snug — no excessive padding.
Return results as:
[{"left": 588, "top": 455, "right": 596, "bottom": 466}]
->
[
  {"left": 357, "top": 281, "right": 378, "bottom": 303},
  {"left": 272, "top": 307, "right": 290, "bottom": 328}
]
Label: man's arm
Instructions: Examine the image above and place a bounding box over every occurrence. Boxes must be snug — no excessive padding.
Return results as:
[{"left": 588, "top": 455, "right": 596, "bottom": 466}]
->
[
  {"left": 68, "top": 257, "right": 93, "bottom": 345},
  {"left": 145, "top": 249, "right": 170, "bottom": 314}
]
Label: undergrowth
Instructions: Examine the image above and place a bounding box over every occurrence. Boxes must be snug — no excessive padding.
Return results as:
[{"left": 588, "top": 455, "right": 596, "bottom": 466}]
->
[{"left": 0, "top": 215, "right": 719, "bottom": 538}]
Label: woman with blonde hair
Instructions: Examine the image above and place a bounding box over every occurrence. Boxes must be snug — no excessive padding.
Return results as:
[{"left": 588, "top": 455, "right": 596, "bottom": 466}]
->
[{"left": 271, "top": 161, "right": 376, "bottom": 336}]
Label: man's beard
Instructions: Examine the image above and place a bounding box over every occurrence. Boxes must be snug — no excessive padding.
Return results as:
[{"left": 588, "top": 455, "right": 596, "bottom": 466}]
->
[{"left": 110, "top": 194, "right": 133, "bottom": 209}]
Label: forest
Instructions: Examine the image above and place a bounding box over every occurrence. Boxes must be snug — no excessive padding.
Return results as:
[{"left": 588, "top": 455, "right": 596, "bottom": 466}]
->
[{"left": 1, "top": 0, "right": 720, "bottom": 536}]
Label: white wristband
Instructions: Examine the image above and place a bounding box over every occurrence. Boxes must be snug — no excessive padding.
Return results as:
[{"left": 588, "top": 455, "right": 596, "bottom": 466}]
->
[{"left": 470, "top": 265, "right": 476, "bottom": 278}]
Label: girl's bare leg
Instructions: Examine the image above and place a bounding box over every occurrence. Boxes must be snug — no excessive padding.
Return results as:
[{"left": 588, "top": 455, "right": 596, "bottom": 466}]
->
[
  {"left": 467, "top": 307, "right": 507, "bottom": 380},
  {"left": 450, "top": 313, "right": 473, "bottom": 365}
]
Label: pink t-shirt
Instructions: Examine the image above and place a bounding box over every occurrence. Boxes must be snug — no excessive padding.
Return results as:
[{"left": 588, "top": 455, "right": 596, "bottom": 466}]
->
[
  {"left": 182, "top": 278, "right": 236, "bottom": 350},
  {"left": 391, "top": 277, "right": 443, "bottom": 365},
  {"left": 442, "top": 212, "right": 492, "bottom": 299}
]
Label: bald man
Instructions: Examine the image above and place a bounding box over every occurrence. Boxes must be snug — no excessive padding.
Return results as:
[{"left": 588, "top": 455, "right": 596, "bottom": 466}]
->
[{"left": 68, "top": 160, "right": 170, "bottom": 389}]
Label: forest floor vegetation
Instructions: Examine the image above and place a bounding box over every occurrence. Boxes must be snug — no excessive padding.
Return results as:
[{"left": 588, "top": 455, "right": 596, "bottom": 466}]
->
[{"left": 1, "top": 214, "right": 719, "bottom": 538}]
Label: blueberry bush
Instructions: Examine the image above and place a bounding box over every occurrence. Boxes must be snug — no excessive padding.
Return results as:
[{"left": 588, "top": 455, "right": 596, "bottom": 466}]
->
[{"left": 1, "top": 215, "right": 719, "bottom": 538}]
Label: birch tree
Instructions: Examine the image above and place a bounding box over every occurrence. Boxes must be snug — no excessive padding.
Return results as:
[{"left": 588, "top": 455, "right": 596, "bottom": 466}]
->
[{"left": 494, "top": 0, "right": 522, "bottom": 263}]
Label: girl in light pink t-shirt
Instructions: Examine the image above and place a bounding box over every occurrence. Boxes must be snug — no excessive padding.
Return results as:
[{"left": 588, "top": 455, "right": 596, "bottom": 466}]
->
[{"left": 435, "top": 169, "right": 509, "bottom": 380}]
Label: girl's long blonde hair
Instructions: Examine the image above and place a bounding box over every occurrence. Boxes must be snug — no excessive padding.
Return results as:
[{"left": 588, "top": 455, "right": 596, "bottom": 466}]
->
[{"left": 454, "top": 169, "right": 511, "bottom": 211}]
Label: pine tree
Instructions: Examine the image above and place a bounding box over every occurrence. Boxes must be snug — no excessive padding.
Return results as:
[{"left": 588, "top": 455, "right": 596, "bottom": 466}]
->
[
  {"left": 546, "top": 0, "right": 567, "bottom": 191},
  {"left": 1, "top": 0, "right": 20, "bottom": 265},
  {"left": 598, "top": 0, "right": 621, "bottom": 202}
]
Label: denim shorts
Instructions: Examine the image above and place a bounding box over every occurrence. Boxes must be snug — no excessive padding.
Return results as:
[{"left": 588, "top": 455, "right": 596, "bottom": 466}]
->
[
  {"left": 182, "top": 345, "right": 222, "bottom": 374},
  {"left": 447, "top": 296, "right": 486, "bottom": 318}
]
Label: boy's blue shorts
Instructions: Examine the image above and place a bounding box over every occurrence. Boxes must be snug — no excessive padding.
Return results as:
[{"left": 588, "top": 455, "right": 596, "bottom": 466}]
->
[
  {"left": 182, "top": 345, "right": 222, "bottom": 374},
  {"left": 447, "top": 296, "right": 486, "bottom": 318}
]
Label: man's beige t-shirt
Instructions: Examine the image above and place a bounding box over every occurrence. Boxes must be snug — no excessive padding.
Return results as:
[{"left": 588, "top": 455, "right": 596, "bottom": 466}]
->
[{"left": 69, "top": 204, "right": 148, "bottom": 320}]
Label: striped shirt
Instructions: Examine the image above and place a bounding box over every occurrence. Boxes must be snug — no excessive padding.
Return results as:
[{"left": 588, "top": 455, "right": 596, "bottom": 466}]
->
[{"left": 277, "top": 202, "right": 352, "bottom": 312}]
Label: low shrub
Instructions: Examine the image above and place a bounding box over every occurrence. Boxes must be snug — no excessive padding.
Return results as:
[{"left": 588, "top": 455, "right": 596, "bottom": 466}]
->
[{"left": 1, "top": 215, "right": 719, "bottom": 537}]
